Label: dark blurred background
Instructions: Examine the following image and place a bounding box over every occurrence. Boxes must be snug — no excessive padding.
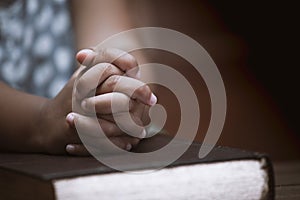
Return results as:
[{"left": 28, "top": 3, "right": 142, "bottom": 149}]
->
[
  {"left": 209, "top": 0, "right": 299, "bottom": 138},
  {"left": 129, "top": 0, "right": 300, "bottom": 160}
]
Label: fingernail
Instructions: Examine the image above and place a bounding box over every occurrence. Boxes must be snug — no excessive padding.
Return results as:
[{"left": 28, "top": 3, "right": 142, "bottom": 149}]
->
[
  {"left": 81, "top": 100, "right": 87, "bottom": 110},
  {"left": 66, "top": 113, "right": 75, "bottom": 125},
  {"left": 77, "top": 49, "right": 96, "bottom": 65},
  {"left": 126, "top": 143, "right": 132, "bottom": 151},
  {"left": 149, "top": 93, "right": 157, "bottom": 106},
  {"left": 66, "top": 144, "right": 75, "bottom": 153},
  {"left": 78, "top": 49, "right": 94, "bottom": 55}
]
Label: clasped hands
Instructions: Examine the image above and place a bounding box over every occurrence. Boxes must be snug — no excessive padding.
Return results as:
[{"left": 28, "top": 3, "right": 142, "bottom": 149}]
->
[{"left": 36, "top": 48, "right": 156, "bottom": 156}]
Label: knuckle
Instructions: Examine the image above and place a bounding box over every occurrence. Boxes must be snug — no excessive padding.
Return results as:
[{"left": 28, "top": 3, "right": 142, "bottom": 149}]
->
[
  {"left": 103, "top": 64, "right": 117, "bottom": 77},
  {"left": 100, "top": 48, "right": 107, "bottom": 57},
  {"left": 92, "top": 64, "right": 107, "bottom": 81},
  {"left": 93, "top": 64, "right": 105, "bottom": 74},
  {"left": 84, "top": 98, "right": 94, "bottom": 110},
  {"left": 105, "top": 124, "right": 117, "bottom": 136},
  {"left": 124, "top": 54, "right": 138, "bottom": 68},
  {"left": 135, "top": 84, "right": 151, "bottom": 99},
  {"left": 106, "top": 75, "right": 121, "bottom": 89},
  {"left": 100, "top": 48, "right": 110, "bottom": 62}
]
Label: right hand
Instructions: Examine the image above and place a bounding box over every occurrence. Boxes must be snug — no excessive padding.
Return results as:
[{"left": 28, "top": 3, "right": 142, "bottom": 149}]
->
[
  {"left": 65, "top": 48, "right": 157, "bottom": 155},
  {"left": 36, "top": 48, "right": 155, "bottom": 156}
]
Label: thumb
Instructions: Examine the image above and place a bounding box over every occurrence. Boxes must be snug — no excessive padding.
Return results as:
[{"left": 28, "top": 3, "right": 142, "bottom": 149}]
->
[{"left": 76, "top": 49, "right": 95, "bottom": 66}]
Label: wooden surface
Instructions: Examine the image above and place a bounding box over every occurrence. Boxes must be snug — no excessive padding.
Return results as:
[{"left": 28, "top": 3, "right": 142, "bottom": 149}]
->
[{"left": 274, "top": 161, "right": 300, "bottom": 199}]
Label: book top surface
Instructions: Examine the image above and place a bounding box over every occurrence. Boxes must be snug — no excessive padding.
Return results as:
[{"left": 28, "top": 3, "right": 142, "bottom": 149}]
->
[{"left": 0, "top": 135, "right": 267, "bottom": 181}]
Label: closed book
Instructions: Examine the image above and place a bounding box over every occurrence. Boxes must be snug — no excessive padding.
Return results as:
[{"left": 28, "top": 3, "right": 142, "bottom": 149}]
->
[{"left": 0, "top": 134, "right": 274, "bottom": 200}]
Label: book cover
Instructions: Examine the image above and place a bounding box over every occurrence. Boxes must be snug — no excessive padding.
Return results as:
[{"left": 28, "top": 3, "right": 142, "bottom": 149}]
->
[{"left": 0, "top": 134, "right": 274, "bottom": 200}]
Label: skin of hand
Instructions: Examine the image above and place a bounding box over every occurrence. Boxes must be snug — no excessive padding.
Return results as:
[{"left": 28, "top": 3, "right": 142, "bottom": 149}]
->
[
  {"left": 64, "top": 48, "right": 157, "bottom": 156},
  {"left": 0, "top": 70, "right": 81, "bottom": 155},
  {"left": 0, "top": 48, "right": 156, "bottom": 156}
]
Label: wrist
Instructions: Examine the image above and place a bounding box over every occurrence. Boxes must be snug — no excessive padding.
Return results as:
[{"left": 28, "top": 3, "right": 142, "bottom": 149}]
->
[{"left": 29, "top": 97, "right": 51, "bottom": 153}]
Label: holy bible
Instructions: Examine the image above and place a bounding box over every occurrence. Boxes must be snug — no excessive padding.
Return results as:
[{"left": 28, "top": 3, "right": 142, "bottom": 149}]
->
[{"left": 0, "top": 135, "right": 274, "bottom": 200}]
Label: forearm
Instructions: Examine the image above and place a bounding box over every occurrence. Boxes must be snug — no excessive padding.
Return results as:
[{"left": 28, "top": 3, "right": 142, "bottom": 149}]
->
[
  {"left": 72, "top": 0, "right": 133, "bottom": 49},
  {"left": 72, "top": 0, "right": 155, "bottom": 82},
  {"left": 0, "top": 82, "right": 48, "bottom": 152}
]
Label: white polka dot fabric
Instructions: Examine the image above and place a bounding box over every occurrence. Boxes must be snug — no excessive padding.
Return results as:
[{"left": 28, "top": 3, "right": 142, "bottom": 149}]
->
[{"left": 0, "top": 0, "right": 75, "bottom": 98}]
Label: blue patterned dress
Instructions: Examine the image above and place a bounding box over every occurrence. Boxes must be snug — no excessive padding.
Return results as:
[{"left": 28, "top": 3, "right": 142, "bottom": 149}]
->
[{"left": 0, "top": 0, "right": 75, "bottom": 98}]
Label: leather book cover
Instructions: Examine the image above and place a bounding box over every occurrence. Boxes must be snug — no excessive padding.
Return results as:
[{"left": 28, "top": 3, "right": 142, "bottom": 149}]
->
[{"left": 0, "top": 134, "right": 275, "bottom": 199}]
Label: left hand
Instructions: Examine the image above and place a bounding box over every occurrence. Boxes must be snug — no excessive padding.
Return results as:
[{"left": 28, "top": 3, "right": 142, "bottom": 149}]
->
[{"left": 65, "top": 48, "right": 156, "bottom": 156}]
